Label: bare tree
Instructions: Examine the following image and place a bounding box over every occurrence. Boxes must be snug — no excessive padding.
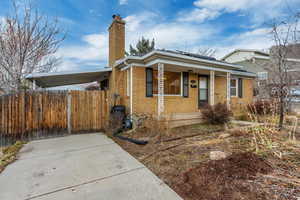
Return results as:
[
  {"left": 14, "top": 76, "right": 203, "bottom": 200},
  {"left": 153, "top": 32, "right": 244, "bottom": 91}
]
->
[
  {"left": 261, "top": 13, "right": 300, "bottom": 129},
  {"left": 0, "top": 1, "right": 65, "bottom": 93},
  {"left": 198, "top": 48, "right": 216, "bottom": 57}
]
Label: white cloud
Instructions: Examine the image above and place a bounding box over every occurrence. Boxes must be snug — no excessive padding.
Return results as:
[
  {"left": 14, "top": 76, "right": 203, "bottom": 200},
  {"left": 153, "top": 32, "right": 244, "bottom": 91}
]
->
[
  {"left": 58, "top": 33, "right": 108, "bottom": 61},
  {"left": 0, "top": 16, "right": 6, "bottom": 24},
  {"left": 185, "top": 0, "right": 297, "bottom": 24},
  {"left": 56, "top": 11, "right": 218, "bottom": 71},
  {"left": 194, "top": 0, "right": 256, "bottom": 12},
  {"left": 124, "top": 12, "right": 216, "bottom": 51},
  {"left": 56, "top": 9, "right": 282, "bottom": 72},
  {"left": 57, "top": 17, "right": 75, "bottom": 25},
  {"left": 215, "top": 27, "right": 273, "bottom": 59},
  {"left": 124, "top": 12, "right": 157, "bottom": 31},
  {"left": 119, "top": 0, "right": 128, "bottom": 5},
  {"left": 57, "top": 33, "right": 108, "bottom": 71},
  {"left": 177, "top": 8, "right": 220, "bottom": 22}
]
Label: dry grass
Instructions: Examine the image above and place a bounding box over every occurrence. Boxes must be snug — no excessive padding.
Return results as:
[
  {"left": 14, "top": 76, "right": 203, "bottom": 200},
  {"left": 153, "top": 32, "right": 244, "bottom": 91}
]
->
[
  {"left": 107, "top": 121, "right": 300, "bottom": 200},
  {"left": 0, "top": 141, "right": 25, "bottom": 173}
]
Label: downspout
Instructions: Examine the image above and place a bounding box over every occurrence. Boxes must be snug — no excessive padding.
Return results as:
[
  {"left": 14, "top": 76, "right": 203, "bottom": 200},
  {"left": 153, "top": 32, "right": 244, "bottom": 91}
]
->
[
  {"left": 124, "top": 60, "right": 133, "bottom": 116},
  {"left": 130, "top": 64, "right": 133, "bottom": 116},
  {"left": 111, "top": 63, "right": 148, "bottom": 145}
]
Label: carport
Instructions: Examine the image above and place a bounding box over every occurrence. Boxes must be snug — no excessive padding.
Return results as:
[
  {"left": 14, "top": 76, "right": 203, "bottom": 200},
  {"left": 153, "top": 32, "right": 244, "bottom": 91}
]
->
[{"left": 26, "top": 68, "right": 112, "bottom": 88}]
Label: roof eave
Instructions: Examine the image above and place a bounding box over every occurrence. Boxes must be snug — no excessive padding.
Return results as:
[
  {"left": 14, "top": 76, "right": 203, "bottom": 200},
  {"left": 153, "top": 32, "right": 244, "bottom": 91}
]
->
[
  {"left": 115, "top": 50, "right": 244, "bottom": 70},
  {"left": 222, "top": 49, "right": 270, "bottom": 61},
  {"left": 26, "top": 68, "right": 112, "bottom": 80}
]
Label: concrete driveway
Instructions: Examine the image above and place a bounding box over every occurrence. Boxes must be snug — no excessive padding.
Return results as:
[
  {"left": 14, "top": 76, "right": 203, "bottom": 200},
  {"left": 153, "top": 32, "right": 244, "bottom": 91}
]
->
[{"left": 0, "top": 133, "right": 182, "bottom": 200}]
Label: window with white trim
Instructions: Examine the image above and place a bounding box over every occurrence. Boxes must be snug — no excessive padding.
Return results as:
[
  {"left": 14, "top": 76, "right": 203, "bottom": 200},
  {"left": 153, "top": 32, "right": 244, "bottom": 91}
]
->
[
  {"left": 230, "top": 79, "right": 238, "bottom": 97},
  {"left": 257, "top": 72, "right": 268, "bottom": 80},
  {"left": 153, "top": 70, "right": 181, "bottom": 95}
]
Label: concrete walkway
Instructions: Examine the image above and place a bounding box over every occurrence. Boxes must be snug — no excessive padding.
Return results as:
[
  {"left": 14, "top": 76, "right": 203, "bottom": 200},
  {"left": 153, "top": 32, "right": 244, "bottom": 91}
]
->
[{"left": 0, "top": 133, "right": 182, "bottom": 200}]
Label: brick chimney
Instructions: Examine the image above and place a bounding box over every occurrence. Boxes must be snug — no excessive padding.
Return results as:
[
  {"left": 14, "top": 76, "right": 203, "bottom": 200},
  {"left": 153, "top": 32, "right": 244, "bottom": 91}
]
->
[{"left": 108, "top": 14, "right": 125, "bottom": 67}]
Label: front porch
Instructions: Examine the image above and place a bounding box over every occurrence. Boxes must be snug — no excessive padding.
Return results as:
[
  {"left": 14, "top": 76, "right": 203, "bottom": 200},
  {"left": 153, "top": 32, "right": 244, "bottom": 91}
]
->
[
  {"left": 127, "top": 60, "right": 253, "bottom": 127},
  {"left": 146, "top": 62, "right": 232, "bottom": 116}
]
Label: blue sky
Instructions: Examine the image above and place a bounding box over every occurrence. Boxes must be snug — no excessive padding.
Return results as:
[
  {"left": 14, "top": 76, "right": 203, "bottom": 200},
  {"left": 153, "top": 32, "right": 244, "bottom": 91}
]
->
[{"left": 1, "top": 0, "right": 300, "bottom": 72}]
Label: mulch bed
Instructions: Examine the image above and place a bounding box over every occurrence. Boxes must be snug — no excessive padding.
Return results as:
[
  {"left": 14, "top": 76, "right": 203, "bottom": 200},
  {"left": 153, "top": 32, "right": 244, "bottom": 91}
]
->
[{"left": 174, "top": 152, "right": 274, "bottom": 200}]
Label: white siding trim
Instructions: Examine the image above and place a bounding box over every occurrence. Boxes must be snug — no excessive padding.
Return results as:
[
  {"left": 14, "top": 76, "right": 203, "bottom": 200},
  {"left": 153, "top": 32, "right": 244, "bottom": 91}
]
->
[
  {"left": 210, "top": 71, "right": 215, "bottom": 105},
  {"left": 130, "top": 66, "right": 133, "bottom": 116},
  {"left": 119, "top": 60, "right": 256, "bottom": 77},
  {"left": 226, "top": 72, "right": 231, "bottom": 109}
]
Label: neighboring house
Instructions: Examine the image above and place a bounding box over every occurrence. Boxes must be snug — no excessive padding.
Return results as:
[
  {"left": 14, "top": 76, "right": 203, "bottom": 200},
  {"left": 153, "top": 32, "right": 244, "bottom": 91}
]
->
[
  {"left": 222, "top": 49, "right": 300, "bottom": 99},
  {"left": 27, "top": 15, "right": 256, "bottom": 126}
]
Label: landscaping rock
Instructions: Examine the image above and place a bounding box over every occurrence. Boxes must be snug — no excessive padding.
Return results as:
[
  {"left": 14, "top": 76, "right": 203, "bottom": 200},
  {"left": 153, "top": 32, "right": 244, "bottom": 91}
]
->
[
  {"left": 218, "top": 133, "right": 231, "bottom": 139},
  {"left": 209, "top": 151, "right": 227, "bottom": 160}
]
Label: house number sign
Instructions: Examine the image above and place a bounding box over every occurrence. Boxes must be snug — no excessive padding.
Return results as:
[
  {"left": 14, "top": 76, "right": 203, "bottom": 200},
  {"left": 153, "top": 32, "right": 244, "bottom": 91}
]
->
[{"left": 190, "top": 80, "right": 197, "bottom": 88}]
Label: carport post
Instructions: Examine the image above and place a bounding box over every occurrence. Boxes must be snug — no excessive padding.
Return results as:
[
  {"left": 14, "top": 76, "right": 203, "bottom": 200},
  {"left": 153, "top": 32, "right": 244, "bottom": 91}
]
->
[{"left": 67, "top": 91, "right": 72, "bottom": 134}]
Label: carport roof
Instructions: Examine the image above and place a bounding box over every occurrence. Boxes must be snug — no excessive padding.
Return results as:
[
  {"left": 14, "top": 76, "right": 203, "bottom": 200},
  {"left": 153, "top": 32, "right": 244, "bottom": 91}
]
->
[{"left": 26, "top": 68, "right": 112, "bottom": 88}]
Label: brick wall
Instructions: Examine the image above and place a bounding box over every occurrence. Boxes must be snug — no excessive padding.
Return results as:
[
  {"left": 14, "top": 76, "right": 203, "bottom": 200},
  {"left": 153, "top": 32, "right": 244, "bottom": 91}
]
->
[
  {"left": 215, "top": 75, "right": 254, "bottom": 115},
  {"left": 231, "top": 78, "right": 253, "bottom": 115},
  {"left": 120, "top": 67, "right": 254, "bottom": 118},
  {"left": 132, "top": 67, "right": 157, "bottom": 115}
]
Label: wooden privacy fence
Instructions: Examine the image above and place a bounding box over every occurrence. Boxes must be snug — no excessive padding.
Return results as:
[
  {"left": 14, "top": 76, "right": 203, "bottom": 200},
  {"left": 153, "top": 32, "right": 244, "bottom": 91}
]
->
[{"left": 0, "top": 90, "right": 109, "bottom": 145}]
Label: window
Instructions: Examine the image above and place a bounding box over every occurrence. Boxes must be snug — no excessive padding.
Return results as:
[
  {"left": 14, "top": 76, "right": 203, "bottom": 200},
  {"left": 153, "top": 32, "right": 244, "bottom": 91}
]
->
[
  {"left": 146, "top": 68, "right": 153, "bottom": 97},
  {"left": 153, "top": 70, "right": 181, "bottom": 95},
  {"left": 257, "top": 72, "right": 268, "bottom": 80},
  {"left": 238, "top": 78, "right": 243, "bottom": 98},
  {"left": 230, "top": 79, "right": 238, "bottom": 97}
]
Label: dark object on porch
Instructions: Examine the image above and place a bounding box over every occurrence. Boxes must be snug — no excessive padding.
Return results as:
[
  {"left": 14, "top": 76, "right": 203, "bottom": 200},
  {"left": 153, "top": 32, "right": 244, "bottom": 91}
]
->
[
  {"left": 201, "top": 103, "right": 232, "bottom": 125},
  {"left": 111, "top": 105, "right": 126, "bottom": 115},
  {"left": 110, "top": 106, "right": 148, "bottom": 145},
  {"left": 175, "top": 152, "right": 273, "bottom": 200}
]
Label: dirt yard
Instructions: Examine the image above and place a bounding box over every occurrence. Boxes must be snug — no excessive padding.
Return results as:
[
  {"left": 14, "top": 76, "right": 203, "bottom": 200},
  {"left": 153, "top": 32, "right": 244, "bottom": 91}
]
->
[{"left": 107, "top": 123, "right": 300, "bottom": 200}]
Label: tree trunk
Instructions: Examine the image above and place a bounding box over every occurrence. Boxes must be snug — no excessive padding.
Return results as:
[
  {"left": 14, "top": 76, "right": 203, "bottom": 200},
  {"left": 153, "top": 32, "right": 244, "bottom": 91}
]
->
[{"left": 279, "top": 97, "right": 284, "bottom": 130}]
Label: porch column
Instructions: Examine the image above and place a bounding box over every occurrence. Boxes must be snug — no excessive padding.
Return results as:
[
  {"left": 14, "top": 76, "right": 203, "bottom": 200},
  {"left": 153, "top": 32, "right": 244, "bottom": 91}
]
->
[
  {"left": 210, "top": 71, "right": 215, "bottom": 106},
  {"left": 158, "top": 63, "right": 164, "bottom": 118},
  {"left": 130, "top": 66, "right": 133, "bottom": 116},
  {"left": 226, "top": 72, "right": 231, "bottom": 109},
  {"left": 32, "top": 80, "right": 36, "bottom": 90}
]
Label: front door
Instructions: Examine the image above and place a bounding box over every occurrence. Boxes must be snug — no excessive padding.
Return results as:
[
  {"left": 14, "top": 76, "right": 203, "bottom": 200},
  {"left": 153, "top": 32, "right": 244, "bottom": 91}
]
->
[{"left": 199, "top": 75, "right": 209, "bottom": 108}]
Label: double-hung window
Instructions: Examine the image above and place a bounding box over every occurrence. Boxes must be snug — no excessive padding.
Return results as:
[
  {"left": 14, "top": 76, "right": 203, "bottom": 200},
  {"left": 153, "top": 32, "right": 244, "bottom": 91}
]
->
[{"left": 230, "top": 79, "right": 238, "bottom": 97}]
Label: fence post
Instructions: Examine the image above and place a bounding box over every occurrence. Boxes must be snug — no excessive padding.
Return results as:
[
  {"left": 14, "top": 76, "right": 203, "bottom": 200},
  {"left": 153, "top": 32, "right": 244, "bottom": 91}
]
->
[{"left": 67, "top": 91, "right": 72, "bottom": 134}]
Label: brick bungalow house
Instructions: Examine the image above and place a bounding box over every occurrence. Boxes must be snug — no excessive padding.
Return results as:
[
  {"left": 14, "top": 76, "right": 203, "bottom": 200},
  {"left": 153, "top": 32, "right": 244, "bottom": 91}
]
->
[{"left": 27, "top": 15, "right": 256, "bottom": 126}]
